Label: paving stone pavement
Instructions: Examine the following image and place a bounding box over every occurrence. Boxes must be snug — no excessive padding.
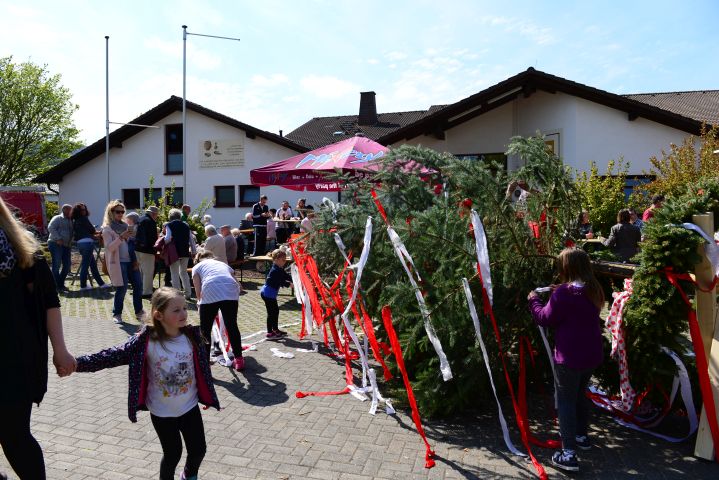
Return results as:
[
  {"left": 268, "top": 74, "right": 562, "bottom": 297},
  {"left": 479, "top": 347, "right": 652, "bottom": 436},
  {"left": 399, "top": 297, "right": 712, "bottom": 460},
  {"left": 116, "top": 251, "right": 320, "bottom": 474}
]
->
[{"left": 1, "top": 268, "right": 718, "bottom": 479}]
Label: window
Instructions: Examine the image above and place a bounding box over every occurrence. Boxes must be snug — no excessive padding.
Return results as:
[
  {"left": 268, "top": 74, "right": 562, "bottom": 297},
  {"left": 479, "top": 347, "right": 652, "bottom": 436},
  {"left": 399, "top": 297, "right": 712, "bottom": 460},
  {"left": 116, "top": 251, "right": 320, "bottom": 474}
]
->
[
  {"left": 238, "top": 185, "right": 260, "bottom": 207},
  {"left": 166, "top": 187, "right": 183, "bottom": 207},
  {"left": 144, "top": 188, "right": 163, "bottom": 207},
  {"left": 214, "top": 186, "right": 235, "bottom": 208},
  {"left": 122, "top": 189, "right": 141, "bottom": 209},
  {"left": 165, "top": 124, "right": 183, "bottom": 174},
  {"left": 624, "top": 175, "right": 654, "bottom": 200},
  {"left": 455, "top": 153, "right": 508, "bottom": 171}
]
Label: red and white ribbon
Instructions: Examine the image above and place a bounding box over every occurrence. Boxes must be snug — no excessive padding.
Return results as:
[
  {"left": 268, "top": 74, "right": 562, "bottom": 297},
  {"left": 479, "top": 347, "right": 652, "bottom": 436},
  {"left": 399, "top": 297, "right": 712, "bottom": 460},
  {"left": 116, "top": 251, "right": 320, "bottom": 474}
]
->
[
  {"left": 589, "top": 347, "right": 698, "bottom": 442},
  {"left": 387, "top": 226, "right": 453, "bottom": 381},
  {"left": 605, "top": 278, "right": 636, "bottom": 412},
  {"left": 291, "top": 263, "right": 314, "bottom": 336},
  {"left": 462, "top": 278, "right": 526, "bottom": 457}
]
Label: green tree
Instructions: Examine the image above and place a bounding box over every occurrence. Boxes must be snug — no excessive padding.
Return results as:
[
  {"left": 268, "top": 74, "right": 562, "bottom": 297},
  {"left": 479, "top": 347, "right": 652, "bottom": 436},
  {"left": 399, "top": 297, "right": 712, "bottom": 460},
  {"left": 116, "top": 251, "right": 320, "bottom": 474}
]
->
[
  {"left": 575, "top": 159, "right": 629, "bottom": 235},
  {"left": 643, "top": 125, "right": 719, "bottom": 200},
  {"left": 0, "top": 56, "right": 81, "bottom": 184}
]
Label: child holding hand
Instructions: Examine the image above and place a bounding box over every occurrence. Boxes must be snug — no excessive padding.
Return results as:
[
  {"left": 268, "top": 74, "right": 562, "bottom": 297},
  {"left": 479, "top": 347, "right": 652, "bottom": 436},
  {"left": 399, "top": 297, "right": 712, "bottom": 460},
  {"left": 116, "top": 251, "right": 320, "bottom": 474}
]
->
[
  {"left": 260, "top": 249, "right": 293, "bottom": 339},
  {"left": 527, "top": 248, "right": 604, "bottom": 473},
  {"left": 76, "top": 287, "right": 219, "bottom": 480}
]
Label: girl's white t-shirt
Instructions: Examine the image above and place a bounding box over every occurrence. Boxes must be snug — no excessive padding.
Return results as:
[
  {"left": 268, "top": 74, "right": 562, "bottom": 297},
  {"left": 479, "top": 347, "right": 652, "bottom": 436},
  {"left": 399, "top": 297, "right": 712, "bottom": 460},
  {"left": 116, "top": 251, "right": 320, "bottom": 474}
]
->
[
  {"left": 191, "top": 259, "right": 239, "bottom": 305},
  {"left": 145, "top": 335, "right": 198, "bottom": 417}
]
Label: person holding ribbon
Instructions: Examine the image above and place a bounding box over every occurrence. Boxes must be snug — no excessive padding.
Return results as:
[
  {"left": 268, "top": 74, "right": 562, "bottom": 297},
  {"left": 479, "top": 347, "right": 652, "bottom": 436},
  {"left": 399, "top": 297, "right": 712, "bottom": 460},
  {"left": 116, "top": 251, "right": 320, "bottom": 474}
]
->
[{"left": 527, "top": 247, "right": 604, "bottom": 473}]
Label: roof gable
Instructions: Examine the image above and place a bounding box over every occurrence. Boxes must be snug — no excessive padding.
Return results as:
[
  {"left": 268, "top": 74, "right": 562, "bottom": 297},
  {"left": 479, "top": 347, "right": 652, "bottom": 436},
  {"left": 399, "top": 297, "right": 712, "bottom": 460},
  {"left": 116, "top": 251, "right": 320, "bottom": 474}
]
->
[
  {"left": 35, "top": 96, "right": 307, "bottom": 183},
  {"left": 377, "top": 68, "right": 711, "bottom": 145}
]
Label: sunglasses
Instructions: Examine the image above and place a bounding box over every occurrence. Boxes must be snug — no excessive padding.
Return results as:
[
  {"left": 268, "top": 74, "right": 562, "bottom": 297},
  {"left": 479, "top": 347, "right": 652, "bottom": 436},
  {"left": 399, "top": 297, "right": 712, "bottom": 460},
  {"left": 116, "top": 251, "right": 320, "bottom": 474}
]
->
[{"left": 113, "top": 210, "right": 125, "bottom": 214}]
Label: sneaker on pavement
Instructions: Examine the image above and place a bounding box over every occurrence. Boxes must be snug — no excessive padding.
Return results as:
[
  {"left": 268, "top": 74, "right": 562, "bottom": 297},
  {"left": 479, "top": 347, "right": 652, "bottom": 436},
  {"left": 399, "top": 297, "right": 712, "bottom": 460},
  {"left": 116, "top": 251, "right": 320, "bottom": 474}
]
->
[
  {"left": 80, "top": 285, "right": 93, "bottom": 291},
  {"left": 179, "top": 471, "right": 197, "bottom": 480},
  {"left": 232, "top": 357, "right": 245, "bottom": 371},
  {"left": 273, "top": 329, "right": 288, "bottom": 337},
  {"left": 100, "top": 283, "right": 113, "bottom": 289},
  {"left": 575, "top": 435, "right": 591, "bottom": 451},
  {"left": 112, "top": 314, "right": 123, "bottom": 324},
  {"left": 551, "top": 449, "right": 579, "bottom": 472},
  {"left": 135, "top": 310, "right": 147, "bottom": 322},
  {"left": 266, "top": 331, "right": 279, "bottom": 339}
]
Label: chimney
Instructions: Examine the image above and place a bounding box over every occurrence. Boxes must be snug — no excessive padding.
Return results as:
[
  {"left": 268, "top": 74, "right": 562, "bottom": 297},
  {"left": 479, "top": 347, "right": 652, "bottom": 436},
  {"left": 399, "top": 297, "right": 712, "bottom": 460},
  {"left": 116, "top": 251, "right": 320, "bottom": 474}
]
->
[{"left": 358, "top": 91, "right": 378, "bottom": 125}]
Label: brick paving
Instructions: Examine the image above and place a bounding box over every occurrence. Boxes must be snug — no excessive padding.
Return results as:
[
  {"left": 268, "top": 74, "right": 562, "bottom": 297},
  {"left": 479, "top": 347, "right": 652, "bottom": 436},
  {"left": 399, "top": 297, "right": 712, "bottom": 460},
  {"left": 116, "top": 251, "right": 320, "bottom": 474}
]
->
[{"left": 1, "top": 263, "right": 717, "bottom": 479}]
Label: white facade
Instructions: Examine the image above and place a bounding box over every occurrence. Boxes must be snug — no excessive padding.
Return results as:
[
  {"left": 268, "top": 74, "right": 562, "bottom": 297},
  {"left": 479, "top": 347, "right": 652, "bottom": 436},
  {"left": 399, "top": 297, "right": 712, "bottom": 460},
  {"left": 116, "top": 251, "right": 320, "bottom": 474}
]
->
[
  {"left": 395, "top": 91, "right": 692, "bottom": 174},
  {"left": 59, "top": 110, "right": 337, "bottom": 226}
]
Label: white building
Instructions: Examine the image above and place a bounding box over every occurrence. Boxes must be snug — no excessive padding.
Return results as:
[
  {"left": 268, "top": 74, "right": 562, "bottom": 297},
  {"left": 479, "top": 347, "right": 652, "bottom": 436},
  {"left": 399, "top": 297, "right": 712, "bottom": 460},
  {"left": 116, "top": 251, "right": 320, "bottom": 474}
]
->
[
  {"left": 288, "top": 68, "right": 718, "bottom": 193},
  {"left": 36, "top": 97, "right": 335, "bottom": 226}
]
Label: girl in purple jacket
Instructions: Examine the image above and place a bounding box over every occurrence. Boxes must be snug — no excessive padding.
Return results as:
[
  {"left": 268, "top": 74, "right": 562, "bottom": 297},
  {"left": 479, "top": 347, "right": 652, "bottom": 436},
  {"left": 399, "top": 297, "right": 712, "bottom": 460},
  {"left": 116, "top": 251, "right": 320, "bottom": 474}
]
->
[
  {"left": 528, "top": 248, "right": 604, "bottom": 473},
  {"left": 76, "top": 287, "right": 219, "bottom": 480}
]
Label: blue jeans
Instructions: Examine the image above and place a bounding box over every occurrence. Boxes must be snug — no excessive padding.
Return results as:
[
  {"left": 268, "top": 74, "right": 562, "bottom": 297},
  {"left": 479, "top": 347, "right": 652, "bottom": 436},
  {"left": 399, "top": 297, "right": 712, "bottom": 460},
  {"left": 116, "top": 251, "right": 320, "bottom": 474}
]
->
[
  {"left": 47, "top": 241, "right": 71, "bottom": 289},
  {"left": 113, "top": 262, "right": 143, "bottom": 316},
  {"left": 78, "top": 241, "right": 105, "bottom": 288},
  {"left": 555, "top": 364, "right": 593, "bottom": 451}
]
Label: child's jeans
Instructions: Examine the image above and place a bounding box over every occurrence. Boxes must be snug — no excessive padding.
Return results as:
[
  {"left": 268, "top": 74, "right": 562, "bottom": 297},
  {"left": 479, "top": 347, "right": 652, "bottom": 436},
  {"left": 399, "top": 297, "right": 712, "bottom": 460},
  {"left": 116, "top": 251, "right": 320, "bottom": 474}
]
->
[
  {"left": 555, "top": 363, "right": 593, "bottom": 451},
  {"left": 150, "top": 405, "right": 206, "bottom": 480}
]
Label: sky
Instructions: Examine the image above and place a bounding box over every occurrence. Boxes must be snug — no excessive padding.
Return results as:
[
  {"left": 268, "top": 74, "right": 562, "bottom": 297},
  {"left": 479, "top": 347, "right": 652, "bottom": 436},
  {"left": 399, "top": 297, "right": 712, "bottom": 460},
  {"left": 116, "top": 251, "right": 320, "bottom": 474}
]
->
[{"left": 2, "top": 0, "right": 718, "bottom": 145}]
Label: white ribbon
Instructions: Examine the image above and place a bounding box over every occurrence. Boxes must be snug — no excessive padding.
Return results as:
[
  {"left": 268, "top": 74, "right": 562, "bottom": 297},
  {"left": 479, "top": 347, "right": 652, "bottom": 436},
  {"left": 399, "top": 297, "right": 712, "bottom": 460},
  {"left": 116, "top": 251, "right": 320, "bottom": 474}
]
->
[
  {"left": 387, "top": 226, "right": 453, "bottom": 381},
  {"left": 270, "top": 347, "right": 295, "bottom": 359},
  {"left": 290, "top": 263, "right": 314, "bottom": 336},
  {"left": 470, "top": 210, "right": 493, "bottom": 305},
  {"left": 211, "top": 312, "right": 233, "bottom": 364},
  {"left": 678, "top": 222, "right": 719, "bottom": 278},
  {"left": 536, "top": 325, "right": 558, "bottom": 409},
  {"left": 333, "top": 233, "right": 351, "bottom": 264},
  {"left": 462, "top": 278, "right": 526, "bottom": 457}
]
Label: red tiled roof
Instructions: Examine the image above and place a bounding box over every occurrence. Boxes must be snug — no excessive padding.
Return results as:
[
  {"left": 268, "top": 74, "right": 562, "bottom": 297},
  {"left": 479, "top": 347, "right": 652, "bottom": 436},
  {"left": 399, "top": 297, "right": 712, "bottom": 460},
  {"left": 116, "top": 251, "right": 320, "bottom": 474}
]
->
[{"left": 623, "top": 91, "right": 719, "bottom": 126}]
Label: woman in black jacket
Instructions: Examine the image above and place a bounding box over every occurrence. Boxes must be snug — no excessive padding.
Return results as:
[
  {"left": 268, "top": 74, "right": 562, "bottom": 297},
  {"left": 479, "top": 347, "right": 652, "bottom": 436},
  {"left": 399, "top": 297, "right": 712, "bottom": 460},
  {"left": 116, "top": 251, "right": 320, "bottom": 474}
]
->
[
  {"left": 71, "top": 203, "right": 109, "bottom": 290},
  {"left": 0, "top": 196, "right": 76, "bottom": 480}
]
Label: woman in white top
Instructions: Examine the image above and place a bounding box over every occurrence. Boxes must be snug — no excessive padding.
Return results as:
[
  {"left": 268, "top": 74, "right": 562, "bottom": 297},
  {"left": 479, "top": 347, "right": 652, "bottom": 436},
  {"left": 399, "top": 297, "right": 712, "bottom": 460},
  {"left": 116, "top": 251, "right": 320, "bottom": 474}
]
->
[{"left": 191, "top": 251, "right": 244, "bottom": 370}]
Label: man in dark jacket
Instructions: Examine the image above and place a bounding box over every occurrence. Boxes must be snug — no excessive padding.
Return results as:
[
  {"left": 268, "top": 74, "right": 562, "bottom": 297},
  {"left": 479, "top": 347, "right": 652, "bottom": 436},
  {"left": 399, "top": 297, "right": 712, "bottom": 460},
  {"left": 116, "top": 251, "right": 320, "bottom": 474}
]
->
[
  {"left": 134, "top": 206, "right": 159, "bottom": 297},
  {"left": 252, "top": 195, "right": 270, "bottom": 256}
]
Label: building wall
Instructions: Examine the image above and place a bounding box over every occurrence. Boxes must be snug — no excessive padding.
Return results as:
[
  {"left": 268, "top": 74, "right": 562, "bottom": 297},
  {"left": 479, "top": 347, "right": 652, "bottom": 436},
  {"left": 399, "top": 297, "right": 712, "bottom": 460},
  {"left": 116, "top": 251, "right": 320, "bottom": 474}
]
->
[
  {"left": 396, "top": 90, "right": 692, "bottom": 176},
  {"left": 59, "top": 110, "right": 337, "bottom": 226}
]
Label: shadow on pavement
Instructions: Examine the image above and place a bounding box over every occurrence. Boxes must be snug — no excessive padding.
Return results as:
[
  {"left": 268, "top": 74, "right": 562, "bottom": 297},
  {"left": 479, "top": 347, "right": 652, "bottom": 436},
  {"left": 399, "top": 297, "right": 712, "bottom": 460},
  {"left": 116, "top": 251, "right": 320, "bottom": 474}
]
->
[{"left": 212, "top": 356, "right": 289, "bottom": 407}]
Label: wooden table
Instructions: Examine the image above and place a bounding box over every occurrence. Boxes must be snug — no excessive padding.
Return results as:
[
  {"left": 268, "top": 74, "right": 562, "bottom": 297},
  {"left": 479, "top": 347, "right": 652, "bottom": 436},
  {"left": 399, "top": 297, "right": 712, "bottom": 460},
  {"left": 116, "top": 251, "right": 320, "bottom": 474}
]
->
[
  {"left": 238, "top": 228, "right": 254, "bottom": 234},
  {"left": 247, "top": 255, "right": 293, "bottom": 273}
]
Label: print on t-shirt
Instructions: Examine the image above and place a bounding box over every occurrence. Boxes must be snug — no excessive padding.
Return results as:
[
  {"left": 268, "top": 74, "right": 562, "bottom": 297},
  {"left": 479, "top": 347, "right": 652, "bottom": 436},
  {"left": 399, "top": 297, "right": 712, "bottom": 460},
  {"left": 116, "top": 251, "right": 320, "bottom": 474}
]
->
[{"left": 153, "top": 351, "right": 194, "bottom": 397}]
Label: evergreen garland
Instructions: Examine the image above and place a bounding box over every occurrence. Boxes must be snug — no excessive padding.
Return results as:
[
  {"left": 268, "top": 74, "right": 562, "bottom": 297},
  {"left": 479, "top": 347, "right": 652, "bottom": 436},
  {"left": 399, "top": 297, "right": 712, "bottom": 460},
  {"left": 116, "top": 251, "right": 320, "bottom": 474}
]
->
[{"left": 306, "top": 136, "right": 582, "bottom": 416}]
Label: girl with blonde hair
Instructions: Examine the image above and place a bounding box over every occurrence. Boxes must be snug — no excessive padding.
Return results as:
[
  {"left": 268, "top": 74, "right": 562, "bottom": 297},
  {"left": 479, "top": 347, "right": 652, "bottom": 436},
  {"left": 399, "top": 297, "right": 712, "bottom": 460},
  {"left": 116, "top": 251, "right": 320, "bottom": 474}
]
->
[
  {"left": 76, "top": 287, "right": 218, "bottom": 480},
  {"left": 101, "top": 200, "right": 144, "bottom": 324},
  {"left": 0, "top": 196, "right": 75, "bottom": 479}
]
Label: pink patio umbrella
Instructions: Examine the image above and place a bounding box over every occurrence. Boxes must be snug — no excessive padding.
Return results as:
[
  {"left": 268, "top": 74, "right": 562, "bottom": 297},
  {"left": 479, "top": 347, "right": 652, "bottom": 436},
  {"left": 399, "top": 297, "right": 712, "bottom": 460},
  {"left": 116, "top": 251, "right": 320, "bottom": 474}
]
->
[{"left": 250, "top": 136, "right": 388, "bottom": 191}]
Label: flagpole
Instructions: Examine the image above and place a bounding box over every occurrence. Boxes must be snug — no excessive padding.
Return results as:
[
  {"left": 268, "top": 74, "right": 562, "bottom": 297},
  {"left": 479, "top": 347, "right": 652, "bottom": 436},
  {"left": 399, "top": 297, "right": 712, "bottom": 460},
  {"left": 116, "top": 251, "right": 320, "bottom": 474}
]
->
[
  {"left": 181, "top": 25, "right": 240, "bottom": 207},
  {"left": 105, "top": 36, "right": 110, "bottom": 202}
]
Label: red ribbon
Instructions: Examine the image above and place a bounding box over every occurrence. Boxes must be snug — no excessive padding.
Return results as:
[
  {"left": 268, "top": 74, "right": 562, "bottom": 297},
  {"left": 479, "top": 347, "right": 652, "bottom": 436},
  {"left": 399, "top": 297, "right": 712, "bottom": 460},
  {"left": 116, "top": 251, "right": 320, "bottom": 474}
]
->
[
  {"left": 664, "top": 268, "right": 719, "bottom": 460},
  {"left": 519, "top": 337, "right": 561, "bottom": 449},
  {"left": 371, "top": 188, "right": 389, "bottom": 225},
  {"left": 381, "top": 306, "right": 435, "bottom": 468}
]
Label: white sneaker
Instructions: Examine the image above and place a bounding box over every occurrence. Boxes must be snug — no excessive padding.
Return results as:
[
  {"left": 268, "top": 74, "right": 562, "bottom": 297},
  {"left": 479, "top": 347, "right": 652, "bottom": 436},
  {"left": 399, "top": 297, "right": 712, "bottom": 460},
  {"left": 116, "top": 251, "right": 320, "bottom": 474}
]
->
[
  {"left": 112, "top": 314, "right": 123, "bottom": 324},
  {"left": 100, "top": 283, "right": 113, "bottom": 289},
  {"left": 80, "top": 285, "right": 93, "bottom": 291}
]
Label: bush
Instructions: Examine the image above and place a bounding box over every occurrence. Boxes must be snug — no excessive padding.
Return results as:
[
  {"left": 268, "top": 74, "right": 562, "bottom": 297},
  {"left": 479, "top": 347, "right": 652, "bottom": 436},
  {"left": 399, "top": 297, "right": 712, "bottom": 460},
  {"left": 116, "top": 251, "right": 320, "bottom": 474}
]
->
[{"left": 575, "top": 159, "right": 629, "bottom": 236}]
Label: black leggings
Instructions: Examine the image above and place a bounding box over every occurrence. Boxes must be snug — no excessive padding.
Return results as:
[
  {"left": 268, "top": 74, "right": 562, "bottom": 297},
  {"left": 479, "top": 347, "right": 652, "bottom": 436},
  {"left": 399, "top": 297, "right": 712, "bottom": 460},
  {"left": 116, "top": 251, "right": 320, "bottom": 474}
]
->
[
  {"left": 150, "top": 405, "right": 206, "bottom": 480},
  {"left": 261, "top": 293, "right": 279, "bottom": 332},
  {"left": 199, "top": 300, "right": 243, "bottom": 360},
  {"left": 0, "top": 402, "right": 45, "bottom": 479}
]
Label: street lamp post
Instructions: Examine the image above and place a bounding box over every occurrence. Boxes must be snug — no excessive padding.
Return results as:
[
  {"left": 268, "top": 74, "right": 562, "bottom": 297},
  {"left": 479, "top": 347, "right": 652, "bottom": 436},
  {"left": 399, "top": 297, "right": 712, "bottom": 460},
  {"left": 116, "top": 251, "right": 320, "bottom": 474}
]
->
[{"left": 181, "top": 25, "right": 240, "bottom": 206}]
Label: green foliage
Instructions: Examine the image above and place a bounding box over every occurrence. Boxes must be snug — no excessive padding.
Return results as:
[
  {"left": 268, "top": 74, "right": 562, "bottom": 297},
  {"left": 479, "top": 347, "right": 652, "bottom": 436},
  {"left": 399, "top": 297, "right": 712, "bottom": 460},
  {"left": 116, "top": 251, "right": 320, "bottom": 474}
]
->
[
  {"left": 595, "top": 176, "right": 719, "bottom": 399},
  {"left": 575, "top": 159, "right": 630, "bottom": 235},
  {"left": 643, "top": 125, "right": 719, "bottom": 199},
  {"left": 143, "top": 176, "right": 211, "bottom": 242},
  {"left": 44, "top": 200, "right": 58, "bottom": 219},
  {"left": 0, "top": 57, "right": 82, "bottom": 184},
  {"left": 306, "top": 135, "right": 581, "bottom": 416}
]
